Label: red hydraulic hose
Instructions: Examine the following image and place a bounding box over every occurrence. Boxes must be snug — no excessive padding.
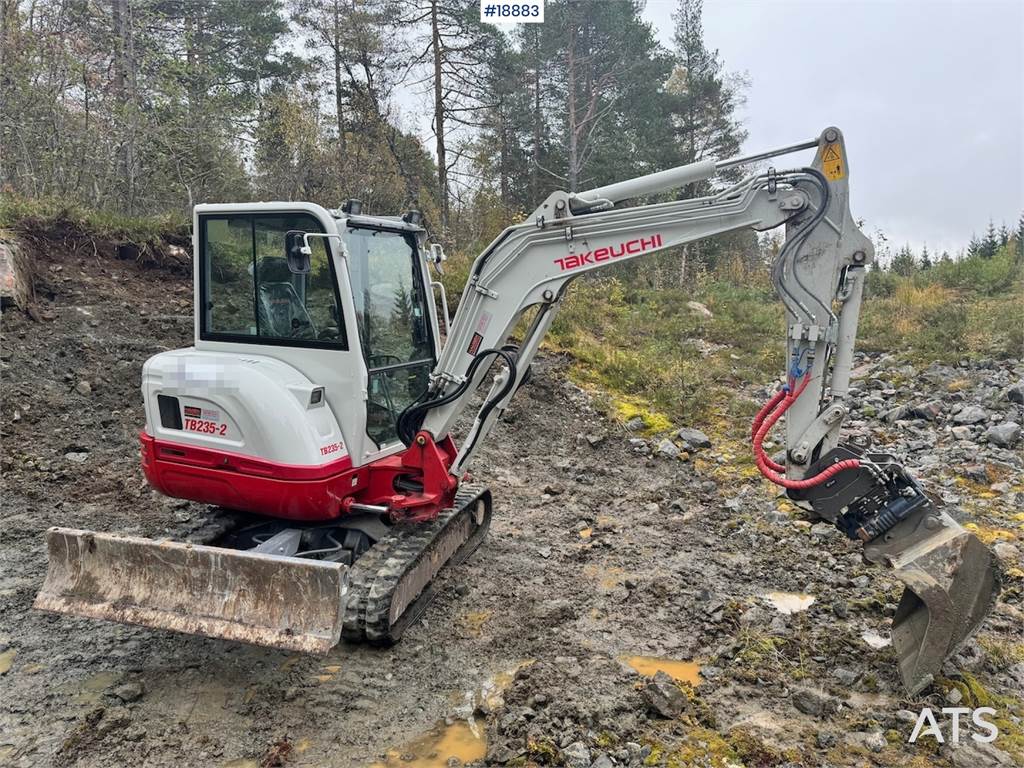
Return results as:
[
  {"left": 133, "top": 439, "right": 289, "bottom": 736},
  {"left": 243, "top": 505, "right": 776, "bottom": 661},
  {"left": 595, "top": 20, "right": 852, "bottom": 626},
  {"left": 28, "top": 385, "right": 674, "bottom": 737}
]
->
[{"left": 751, "top": 374, "right": 860, "bottom": 489}]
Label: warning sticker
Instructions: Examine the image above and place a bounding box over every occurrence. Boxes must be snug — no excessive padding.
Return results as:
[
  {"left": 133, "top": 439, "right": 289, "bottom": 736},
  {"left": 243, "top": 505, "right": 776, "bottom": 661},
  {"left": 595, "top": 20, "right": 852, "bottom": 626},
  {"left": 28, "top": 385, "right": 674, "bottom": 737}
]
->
[
  {"left": 821, "top": 143, "right": 845, "bottom": 181},
  {"left": 467, "top": 332, "right": 484, "bottom": 356}
]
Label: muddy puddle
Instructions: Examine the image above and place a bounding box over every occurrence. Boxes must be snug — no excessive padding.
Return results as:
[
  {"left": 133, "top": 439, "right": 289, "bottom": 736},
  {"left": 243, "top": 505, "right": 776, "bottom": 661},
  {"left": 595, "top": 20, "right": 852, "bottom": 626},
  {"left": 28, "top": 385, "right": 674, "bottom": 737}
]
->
[
  {"left": 376, "top": 663, "right": 530, "bottom": 768},
  {"left": 623, "top": 655, "right": 702, "bottom": 686}
]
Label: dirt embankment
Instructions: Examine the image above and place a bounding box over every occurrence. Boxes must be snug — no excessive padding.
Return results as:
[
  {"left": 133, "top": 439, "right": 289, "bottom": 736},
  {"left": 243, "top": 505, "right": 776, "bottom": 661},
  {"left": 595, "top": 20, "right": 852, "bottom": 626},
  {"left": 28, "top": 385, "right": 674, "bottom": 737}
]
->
[{"left": 1, "top": 228, "right": 1022, "bottom": 768}]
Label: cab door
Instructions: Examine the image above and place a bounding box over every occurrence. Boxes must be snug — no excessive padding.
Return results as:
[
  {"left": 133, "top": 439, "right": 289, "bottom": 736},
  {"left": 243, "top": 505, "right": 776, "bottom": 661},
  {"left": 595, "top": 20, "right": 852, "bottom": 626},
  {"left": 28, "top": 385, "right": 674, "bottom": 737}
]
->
[{"left": 342, "top": 224, "right": 436, "bottom": 451}]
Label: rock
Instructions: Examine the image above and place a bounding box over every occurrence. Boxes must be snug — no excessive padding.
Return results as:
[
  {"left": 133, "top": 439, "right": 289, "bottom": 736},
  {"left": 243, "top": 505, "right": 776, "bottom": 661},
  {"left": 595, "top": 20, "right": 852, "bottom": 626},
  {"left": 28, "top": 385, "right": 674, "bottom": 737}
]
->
[
  {"left": 1005, "top": 382, "right": 1024, "bottom": 405},
  {"left": 992, "top": 542, "right": 1020, "bottom": 565},
  {"left": 950, "top": 425, "right": 973, "bottom": 440},
  {"left": 948, "top": 741, "right": 1015, "bottom": 767},
  {"left": 810, "top": 522, "right": 834, "bottom": 539},
  {"left": 591, "top": 755, "right": 614, "bottom": 768},
  {"left": 97, "top": 706, "right": 132, "bottom": 736},
  {"left": 75, "top": 380, "right": 93, "bottom": 396},
  {"left": 0, "top": 237, "right": 31, "bottom": 309},
  {"left": 816, "top": 731, "right": 837, "bottom": 748},
  {"left": 535, "top": 599, "right": 576, "bottom": 623},
  {"left": 686, "top": 300, "right": 713, "bottom": 318},
  {"left": 945, "top": 687, "right": 963, "bottom": 705},
  {"left": 985, "top": 422, "right": 1021, "bottom": 448},
  {"left": 618, "top": 417, "right": 643, "bottom": 436},
  {"left": 675, "top": 427, "right": 712, "bottom": 450},
  {"left": 883, "top": 405, "right": 911, "bottom": 423},
  {"left": 791, "top": 687, "right": 838, "bottom": 717},
  {"left": 585, "top": 433, "right": 606, "bottom": 448},
  {"left": 910, "top": 400, "right": 943, "bottom": 421},
  {"left": 962, "top": 464, "right": 991, "bottom": 483},
  {"left": 831, "top": 667, "right": 859, "bottom": 686},
  {"left": 111, "top": 681, "right": 144, "bottom": 703},
  {"left": 896, "top": 709, "right": 918, "bottom": 723},
  {"left": 860, "top": 732, "right": 887, "bottom": 753},
  {"left": 64, "top": 451, "right": 90, "bottom": 463},
  {"left": 562, "top": 741, "right": 591, "bottom": 768},
  {"left": 655, "top": 438, "right": 680, "bottom": 459},
  {"left": 953, "top": 405, "right": 988, "bottom": 425},
  {"left": 642, "top": 670, "right": 688, "bottom": 718},
  {"left": 851, "top": 575, "right": 871, "bottom": 589},
  {"left": 543, "top": 484, "right": 563, "bottom": 496},
  {"left": 624, "top": 416, "right": 645, "bottom": 431}
]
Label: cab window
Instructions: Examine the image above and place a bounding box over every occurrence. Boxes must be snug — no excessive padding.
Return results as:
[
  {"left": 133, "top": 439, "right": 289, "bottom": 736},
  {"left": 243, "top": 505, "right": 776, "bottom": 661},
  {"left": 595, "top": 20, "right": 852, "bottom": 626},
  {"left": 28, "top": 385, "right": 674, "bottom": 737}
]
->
[
  {"left": 344, "top": 226, "right": 434, "bottom": 446},
  {"left": 201, "top": 213, "right": 346, "bottom": 348}
]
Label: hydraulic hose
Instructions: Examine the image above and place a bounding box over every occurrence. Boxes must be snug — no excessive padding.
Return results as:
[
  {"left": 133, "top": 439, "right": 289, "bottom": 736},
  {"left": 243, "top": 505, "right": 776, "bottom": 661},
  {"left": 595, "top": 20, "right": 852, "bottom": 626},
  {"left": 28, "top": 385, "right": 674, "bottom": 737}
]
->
[
  {"left": 751, "top": 374, "right": 861, "bottom": 489},
  {"left": 396, "top": 348, "right": 518, "bottom": 448}
]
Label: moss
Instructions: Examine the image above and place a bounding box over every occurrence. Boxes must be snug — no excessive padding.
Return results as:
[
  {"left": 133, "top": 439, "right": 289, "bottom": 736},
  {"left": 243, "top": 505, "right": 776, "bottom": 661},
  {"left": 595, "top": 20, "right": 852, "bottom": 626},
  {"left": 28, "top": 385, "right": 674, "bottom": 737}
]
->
[
  {"left": 595, "top": 731, "right": 618, "bottom": 749},
  {"left": 526, "top": 738, "right": 559, "bottom": 764},
  {"left": 642, "top": 743, "right": 664, "bottom": 766},
  {"left": 661, "top": 727, "right": 739, "bottom": 768},
  {"left": 728, "top": 728, "right": 800, "bottom": 766}
]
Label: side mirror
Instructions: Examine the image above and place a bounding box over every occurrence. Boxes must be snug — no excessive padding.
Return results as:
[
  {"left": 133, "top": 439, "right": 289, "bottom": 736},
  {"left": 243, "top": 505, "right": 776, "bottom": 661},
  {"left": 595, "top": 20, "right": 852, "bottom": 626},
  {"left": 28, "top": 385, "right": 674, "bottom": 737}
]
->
[
  {"left": 284, "top": 230, "right": 311, "bottom": 274},
  {"left": 429, "top": 242, "right": 446, "bottom": 265}
]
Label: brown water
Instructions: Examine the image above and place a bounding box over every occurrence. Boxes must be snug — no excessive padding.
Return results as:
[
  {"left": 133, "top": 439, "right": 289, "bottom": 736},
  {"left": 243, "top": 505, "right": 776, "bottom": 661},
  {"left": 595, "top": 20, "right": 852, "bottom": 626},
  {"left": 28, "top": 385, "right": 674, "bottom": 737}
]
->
[
  {"left": 623, "top": 655, "right": 702, "bottom": 686},
  {"left": 371, "top": 721, "right": 486, "bottom": 768}
]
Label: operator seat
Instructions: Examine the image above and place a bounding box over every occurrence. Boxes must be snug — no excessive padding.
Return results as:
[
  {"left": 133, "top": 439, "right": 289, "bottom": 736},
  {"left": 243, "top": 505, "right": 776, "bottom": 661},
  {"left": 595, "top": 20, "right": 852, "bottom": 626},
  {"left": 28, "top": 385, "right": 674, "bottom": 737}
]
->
[{"left": 255, "top": 257, "right": 316, "bottom": 339}]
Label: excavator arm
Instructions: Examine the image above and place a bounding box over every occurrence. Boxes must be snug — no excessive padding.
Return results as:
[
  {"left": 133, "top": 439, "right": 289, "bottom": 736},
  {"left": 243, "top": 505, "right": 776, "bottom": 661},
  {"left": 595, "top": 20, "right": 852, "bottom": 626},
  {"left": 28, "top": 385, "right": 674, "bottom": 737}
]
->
[{"left": 407, "top": 127, "right": 997, "bottom": 694}]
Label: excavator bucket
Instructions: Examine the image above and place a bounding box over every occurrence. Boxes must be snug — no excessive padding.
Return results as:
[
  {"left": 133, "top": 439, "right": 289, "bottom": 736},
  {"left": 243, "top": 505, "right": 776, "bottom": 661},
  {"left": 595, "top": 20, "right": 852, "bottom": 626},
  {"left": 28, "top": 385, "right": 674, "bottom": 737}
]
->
[
  {"left": 33, "top": 527, "right": 348, "bottom": 653},
  {"left": 864, "top": 508, "right": 999, "bottom": 695}
]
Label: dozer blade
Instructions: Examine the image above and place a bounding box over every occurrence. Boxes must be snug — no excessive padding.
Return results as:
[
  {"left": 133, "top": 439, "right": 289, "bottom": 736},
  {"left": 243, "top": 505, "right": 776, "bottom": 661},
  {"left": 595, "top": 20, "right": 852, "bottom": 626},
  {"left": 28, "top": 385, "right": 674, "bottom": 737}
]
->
[
  {"left": 864, "top": 508, "right": 1000, "bottom": 695},
  {"left": 34, "top": 527, "right": 349, "bottom": 654}
]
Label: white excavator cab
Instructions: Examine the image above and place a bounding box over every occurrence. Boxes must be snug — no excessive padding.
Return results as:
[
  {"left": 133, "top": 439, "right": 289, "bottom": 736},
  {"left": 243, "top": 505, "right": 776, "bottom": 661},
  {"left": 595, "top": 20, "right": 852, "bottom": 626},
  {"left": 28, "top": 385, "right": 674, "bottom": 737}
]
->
[{"left": 179, "top": 203, "right": 442, "bottom": 470}]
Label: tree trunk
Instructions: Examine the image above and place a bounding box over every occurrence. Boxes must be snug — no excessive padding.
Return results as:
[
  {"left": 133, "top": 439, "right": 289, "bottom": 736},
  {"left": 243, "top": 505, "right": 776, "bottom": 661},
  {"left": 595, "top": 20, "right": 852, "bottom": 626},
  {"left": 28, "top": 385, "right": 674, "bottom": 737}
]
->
[
  {"left": 530, "top": 28, "right": 542, "bottom": 206},
  {"left": 332, "top": 0, "right": 345, "bottom": 158},
  {"left": 430, "top": 0, "right": 448, "bottom": 234},
  {"left": 565, "top": 18, "right": 578, "bottom": 192}
]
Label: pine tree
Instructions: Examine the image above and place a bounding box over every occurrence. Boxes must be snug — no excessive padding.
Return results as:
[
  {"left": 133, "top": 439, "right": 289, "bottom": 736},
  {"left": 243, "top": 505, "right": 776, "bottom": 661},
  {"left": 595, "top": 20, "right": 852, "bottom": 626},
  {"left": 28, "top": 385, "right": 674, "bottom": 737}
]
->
[
  {"left": 919, "top": 244, "right": 932, "bottom": 269},
  {"left": 890, "top": 245, "right": 917, "bottom": 276},
  {"left": 980, "top": 219, "right": 999, "bottom": 258}
]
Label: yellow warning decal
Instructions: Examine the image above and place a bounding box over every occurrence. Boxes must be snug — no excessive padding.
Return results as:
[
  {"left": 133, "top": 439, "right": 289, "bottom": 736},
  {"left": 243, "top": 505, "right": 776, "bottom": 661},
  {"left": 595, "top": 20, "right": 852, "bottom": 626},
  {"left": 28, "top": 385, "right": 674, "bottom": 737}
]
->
[{"left": 821, "top": 142, "right": 845, "bottom": 181}]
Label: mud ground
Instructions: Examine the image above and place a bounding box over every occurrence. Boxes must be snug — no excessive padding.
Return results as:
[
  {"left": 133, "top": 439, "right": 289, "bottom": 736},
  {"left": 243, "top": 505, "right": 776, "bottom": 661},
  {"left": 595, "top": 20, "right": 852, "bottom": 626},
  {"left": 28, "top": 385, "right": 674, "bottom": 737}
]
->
[{"left": 1, "top": 237, "right": 1021, "bottom": 767}]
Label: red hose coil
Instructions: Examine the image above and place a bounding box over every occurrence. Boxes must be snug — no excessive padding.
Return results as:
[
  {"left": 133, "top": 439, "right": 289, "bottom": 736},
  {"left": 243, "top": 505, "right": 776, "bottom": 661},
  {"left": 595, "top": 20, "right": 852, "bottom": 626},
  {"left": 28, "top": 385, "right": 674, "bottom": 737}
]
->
[{"left": 751, "top": 374, "right": 860, "bottom": 489}]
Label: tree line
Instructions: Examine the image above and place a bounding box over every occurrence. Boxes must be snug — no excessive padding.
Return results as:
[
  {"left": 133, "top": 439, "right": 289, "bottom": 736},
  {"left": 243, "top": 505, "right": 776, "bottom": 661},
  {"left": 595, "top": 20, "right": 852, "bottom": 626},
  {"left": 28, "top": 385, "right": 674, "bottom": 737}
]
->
[{"left": 1, "top": 0, "right": 760, "bottom": 278}]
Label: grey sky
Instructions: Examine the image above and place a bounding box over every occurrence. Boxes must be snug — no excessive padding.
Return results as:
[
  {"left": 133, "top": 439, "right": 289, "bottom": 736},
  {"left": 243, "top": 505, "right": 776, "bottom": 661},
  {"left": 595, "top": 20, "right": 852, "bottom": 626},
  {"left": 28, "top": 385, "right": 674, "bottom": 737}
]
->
[{"left": 643, "top": 0, "right": 1024, "bottom": 255}]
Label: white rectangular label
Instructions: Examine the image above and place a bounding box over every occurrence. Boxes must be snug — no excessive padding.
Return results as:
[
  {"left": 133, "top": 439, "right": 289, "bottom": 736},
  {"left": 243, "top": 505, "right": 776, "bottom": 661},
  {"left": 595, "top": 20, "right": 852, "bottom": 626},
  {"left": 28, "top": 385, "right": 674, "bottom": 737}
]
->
[{"left": 480, "top": 0, "right": 544, "bottom": 24}]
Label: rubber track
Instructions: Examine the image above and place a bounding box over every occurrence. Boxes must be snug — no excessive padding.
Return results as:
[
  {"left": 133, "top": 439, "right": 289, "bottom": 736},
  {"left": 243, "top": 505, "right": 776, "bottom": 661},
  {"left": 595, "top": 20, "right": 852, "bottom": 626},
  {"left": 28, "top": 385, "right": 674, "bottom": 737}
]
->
[{"left": 341, "top": 485, "right": 491, "bottom": 645}]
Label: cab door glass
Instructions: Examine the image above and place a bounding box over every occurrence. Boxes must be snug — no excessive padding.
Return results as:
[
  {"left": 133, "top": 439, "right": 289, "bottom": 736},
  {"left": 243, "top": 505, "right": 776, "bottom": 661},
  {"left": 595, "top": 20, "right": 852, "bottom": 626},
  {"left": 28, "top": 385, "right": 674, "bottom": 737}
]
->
[{"left": 344, "top": 226, "right": 434, "bottom": 446}]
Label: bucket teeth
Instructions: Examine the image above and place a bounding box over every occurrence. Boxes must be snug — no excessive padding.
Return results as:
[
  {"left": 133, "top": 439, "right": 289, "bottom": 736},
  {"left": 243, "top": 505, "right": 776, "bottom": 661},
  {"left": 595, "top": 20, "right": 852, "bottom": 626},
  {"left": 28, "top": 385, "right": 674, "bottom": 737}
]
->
[
  {"left": 34, "top": 527, "right": 349, "bottom": 653},
  {"left": 864, "top": 508, "right": 1000, "bottom": 695}
]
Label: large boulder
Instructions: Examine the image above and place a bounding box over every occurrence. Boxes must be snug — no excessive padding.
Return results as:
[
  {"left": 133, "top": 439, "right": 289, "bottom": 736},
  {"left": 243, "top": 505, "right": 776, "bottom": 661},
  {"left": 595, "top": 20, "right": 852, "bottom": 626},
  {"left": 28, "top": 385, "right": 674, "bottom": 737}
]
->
[
  {"left": 985, "top": 422, "right": 1022, "bottom": 448},
  {"left": 0, "top": 234, "right": 31, "bottom": 309}
]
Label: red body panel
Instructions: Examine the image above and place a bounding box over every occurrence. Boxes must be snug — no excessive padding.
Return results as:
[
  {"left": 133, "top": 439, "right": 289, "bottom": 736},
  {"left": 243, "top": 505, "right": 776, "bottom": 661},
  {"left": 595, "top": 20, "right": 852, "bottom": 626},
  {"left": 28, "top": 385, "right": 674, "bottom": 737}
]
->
[{"left": 140, "top": 431, "right": 459, "bottom": 523}]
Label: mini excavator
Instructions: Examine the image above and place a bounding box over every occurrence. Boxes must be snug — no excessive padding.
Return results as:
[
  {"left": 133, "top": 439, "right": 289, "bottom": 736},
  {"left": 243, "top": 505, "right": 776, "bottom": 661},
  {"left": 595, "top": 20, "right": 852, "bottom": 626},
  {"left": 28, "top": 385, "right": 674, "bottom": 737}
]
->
[{"left": 35, "top": 128, "right": 998, "bottom": 694}]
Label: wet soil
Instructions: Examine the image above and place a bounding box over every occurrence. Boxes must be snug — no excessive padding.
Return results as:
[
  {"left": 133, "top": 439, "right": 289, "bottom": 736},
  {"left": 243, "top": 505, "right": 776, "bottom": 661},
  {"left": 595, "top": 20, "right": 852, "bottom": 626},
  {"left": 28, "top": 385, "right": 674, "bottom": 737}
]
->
[{"left": 1, "top": 235, "right": 1021, "bottom": 767}]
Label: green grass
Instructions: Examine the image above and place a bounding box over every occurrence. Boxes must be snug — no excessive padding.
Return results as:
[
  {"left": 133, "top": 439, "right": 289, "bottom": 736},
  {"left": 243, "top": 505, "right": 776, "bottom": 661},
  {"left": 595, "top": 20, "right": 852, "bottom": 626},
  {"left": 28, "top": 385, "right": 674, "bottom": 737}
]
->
[{"left": 0, "top": 194, "right": 188, "bottom": 243}]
